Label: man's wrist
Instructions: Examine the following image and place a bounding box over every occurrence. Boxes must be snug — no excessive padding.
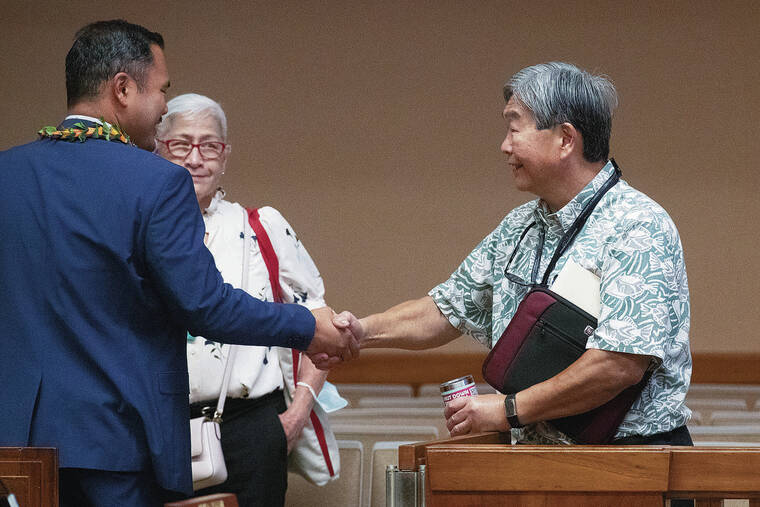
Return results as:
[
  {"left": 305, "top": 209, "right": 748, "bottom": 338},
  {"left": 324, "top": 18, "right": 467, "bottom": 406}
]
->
[{"left": 504, "top": 393, "right": 524, "bottom": 429}]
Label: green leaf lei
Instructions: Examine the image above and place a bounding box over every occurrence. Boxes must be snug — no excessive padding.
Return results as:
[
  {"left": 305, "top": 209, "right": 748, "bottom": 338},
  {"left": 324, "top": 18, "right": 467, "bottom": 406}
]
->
[{"left": 37, "top": 119, "right": 131, "bottom": 144}]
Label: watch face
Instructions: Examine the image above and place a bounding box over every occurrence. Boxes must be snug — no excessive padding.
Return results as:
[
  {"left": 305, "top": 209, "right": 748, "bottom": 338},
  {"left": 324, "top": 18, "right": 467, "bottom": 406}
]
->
[{"left": 505, "top": 397, "right": 517, "bottom": 416}]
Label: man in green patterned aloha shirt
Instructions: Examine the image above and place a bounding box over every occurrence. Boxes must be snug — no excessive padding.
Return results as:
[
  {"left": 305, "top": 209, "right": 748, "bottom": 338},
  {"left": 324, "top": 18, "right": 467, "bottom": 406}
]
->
[{"left": 334, "top": 62, "right": 692, "bottom": 447}]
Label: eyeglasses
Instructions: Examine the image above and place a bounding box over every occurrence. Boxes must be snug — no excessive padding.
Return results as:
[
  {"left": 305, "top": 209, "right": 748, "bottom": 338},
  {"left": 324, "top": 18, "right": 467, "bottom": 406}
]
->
[
  {"left": 504, "top": 221, "right": 545, "bottom": 288},
  {"left": 156, "top": 139, "right": 227, "bottom": 160}
]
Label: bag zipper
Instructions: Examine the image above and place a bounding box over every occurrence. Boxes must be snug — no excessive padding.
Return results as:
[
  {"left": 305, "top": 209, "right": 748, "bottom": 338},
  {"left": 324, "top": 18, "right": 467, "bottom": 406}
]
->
[{"left": 538, "top": 319, "right": 587, "bottom": 352}]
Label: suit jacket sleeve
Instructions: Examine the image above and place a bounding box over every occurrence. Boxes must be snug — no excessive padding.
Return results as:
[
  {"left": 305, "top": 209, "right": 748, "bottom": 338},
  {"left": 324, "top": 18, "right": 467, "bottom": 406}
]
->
[{"left": 145, "top": 168, "right": 315, "bottom": 350}]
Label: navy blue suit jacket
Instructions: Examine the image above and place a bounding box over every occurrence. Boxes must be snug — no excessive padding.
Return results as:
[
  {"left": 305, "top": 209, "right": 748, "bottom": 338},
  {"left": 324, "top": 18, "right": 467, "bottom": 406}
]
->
[{"left": 0, "top": 119, "right": 316, "bottom": 494}]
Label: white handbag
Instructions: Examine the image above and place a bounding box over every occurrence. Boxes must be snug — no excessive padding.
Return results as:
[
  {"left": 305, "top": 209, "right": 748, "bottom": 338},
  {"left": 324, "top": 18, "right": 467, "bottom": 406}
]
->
[
  {"left": 190, "top": 211, "right": 248, "bottom": 491},
  {"left": 190, "top": 344, "right": 239, "bottom": 491}
]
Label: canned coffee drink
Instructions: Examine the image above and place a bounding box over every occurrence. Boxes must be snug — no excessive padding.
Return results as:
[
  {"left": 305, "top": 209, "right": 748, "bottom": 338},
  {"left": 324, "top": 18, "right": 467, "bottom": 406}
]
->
[{"left": 440, "top": 375, "right": 478, "bottom": 404}]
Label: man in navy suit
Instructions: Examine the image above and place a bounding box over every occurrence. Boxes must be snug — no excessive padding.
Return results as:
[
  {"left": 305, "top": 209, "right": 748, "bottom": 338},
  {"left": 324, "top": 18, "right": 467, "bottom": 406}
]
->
[{"left": 0, "top": 20, "right": 357, "bottom": 506}]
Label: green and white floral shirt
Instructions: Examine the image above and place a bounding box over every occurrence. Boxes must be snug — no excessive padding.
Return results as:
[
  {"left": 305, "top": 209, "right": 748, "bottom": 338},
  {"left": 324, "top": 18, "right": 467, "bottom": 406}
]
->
[{"left": 430, "top": 161, "right": 692, "bottom": 442}]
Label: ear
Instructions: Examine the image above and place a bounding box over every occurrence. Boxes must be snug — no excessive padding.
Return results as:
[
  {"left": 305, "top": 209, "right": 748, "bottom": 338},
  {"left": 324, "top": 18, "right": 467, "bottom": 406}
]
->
[
  {"left": 111, "top": 72, "right": 133, "bottom": 107},
  {"left": 220, "top": 144, "right": 231, "bottom": 167},
  {"left": 558, "top": 122, "right": 581, "bottom": 160}
]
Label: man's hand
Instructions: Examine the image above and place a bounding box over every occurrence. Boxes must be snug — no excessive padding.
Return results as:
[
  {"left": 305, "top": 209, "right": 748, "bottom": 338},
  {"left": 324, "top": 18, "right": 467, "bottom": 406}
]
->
[
  {"left": 443, "top": 394, "right": 509, "bottom": 437},
  {"left": 332, "top": 310, "right": 365, "bottom": 345},
  {"left": 306, "top": 306, "right": 359, "bottom": 370}
]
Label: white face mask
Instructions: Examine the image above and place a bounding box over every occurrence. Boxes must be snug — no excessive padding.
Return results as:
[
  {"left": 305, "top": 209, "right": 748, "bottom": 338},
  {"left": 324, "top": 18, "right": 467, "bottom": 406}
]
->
[{"left": 315, "top": 381, "right": 348, "bottom": 413}]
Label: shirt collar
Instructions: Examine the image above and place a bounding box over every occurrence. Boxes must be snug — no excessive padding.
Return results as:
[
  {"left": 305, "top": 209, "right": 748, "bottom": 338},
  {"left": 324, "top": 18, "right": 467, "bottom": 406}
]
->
[
  {"left": 203, "top": 188, "right": 226, "bottom": 216},
  {"left": 533, "top": 160, "right": 615, "bottom": 234},
  {"left": 64, "top": 114, "right": 104, "bottom": 125},
  {"left": 61, "top": 115, "right": 116, "bottom": 131}
]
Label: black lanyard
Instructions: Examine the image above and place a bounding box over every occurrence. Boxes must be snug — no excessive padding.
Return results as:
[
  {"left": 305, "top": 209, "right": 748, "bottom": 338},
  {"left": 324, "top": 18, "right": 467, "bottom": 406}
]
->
[{"left": 504, "top": 159, "right": 622, "bottom": 288}]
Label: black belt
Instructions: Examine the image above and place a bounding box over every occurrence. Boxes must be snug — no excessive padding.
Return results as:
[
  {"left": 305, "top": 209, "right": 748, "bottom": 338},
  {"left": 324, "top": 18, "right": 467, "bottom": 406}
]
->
[{"left": 189, "top": 389, "right": 284, "bottom": 421}]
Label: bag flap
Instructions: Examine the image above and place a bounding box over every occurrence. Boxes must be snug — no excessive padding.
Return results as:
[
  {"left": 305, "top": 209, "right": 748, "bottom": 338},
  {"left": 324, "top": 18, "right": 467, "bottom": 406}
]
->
[{"left": 482, "top": 289, "right": 557, "bottom": 390}]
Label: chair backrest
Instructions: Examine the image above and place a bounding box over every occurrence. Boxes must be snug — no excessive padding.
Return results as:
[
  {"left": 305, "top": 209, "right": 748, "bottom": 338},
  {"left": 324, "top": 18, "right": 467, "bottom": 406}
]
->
[
  {"left": 708, "top": 410, "right": 760, "bottom": 426},
  {"left": 333, "top": 384, "right": 413, "bottom": 406},
  {"left": 331, "top": 425, "right": 439, "bottom": 507},
  {"left": 688, "top": 424, "right": 760, "bottom": 443},
  {"left": 357, "top": 396, "right": 443, "bottom": 409},
  {"left": 164, "top": 493, "right": 238, "bottom": 507},
  {"left": 687, "top": 383, "right": 760, "bottom": 407},
  {"left": 693, "top": 441, "right": 760, "bottom": 447},
  {"left": 284, "top": 440, "right": 363, "bottom": 507},
  {"left": 685, "top": 398, "right": 748, "bottom": 415},
  {"left": 370, "top": 441, "right": 415, "bottom": 507},
  {"left": 329, "top": 407, "right": 449, "bottom": 437}
]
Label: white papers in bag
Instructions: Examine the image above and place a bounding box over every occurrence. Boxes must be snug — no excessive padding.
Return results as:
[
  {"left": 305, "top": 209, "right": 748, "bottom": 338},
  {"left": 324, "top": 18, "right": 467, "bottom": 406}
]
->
[{"left": 550, "top": 259, "right": 601, "bottom": 319}]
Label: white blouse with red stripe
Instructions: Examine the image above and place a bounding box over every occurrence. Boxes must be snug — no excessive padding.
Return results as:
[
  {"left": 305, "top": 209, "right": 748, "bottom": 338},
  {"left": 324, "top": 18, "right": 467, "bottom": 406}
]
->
[{"left": 187, "top": 190, "right": 326, "bottom": 403}]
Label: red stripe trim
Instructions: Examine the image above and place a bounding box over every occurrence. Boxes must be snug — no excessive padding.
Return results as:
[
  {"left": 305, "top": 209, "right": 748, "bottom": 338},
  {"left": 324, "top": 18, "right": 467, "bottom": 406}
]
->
[
  {"left": 310, "top": 410, "right": 335, "bottom": 476},
  {"left": 246, "top": 208, "right": 282, "bottom": 303},
  {"left": 247, "top": 207, "right": 334, "bottom": 477},
  {"left": 292, "top": 350, "right": 300, "bottom": 384}
]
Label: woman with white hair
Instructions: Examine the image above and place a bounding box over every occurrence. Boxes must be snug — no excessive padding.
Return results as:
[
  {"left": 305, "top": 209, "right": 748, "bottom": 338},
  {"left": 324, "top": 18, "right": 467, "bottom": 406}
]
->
[{"left": 155, "top": 93, "right": 338, "bottom": 506}]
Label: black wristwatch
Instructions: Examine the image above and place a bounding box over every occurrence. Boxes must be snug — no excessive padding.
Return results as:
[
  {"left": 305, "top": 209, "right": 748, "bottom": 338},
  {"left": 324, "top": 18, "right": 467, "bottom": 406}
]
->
[{"left": 504, "top": 393, "right": 524, "bottom": 429}]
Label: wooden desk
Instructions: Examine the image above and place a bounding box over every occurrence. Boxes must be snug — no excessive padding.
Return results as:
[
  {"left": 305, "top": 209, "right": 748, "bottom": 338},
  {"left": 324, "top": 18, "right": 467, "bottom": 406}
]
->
[
  {"left": 0, "top": 448, "right": 57, "bottom": 507},
  {"left": 398, "top": 436, "right": 760, "bottom": 506}
]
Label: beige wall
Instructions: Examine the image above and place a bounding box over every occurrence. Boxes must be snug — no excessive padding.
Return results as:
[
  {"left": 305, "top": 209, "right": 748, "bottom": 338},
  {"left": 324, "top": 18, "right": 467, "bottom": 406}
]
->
[{"left": 2, "top": 1, "right": 758, "bottom": 354}]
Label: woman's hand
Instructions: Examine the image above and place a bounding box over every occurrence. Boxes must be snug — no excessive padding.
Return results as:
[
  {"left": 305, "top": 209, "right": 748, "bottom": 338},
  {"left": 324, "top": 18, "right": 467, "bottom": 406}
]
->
[
  {"left": 278, "top": 405, "right": 310, "bottom": 454},
  {"left": 279, "top": 354, "right": 328, "bottom": 453},
  {"left": 443, "top": 394, "right": 510, "bottom": 437}
]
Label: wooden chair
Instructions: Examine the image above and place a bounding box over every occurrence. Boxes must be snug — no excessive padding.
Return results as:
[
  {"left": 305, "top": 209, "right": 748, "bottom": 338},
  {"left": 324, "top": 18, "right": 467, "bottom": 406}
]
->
[
  {"left": 332, "top": 424, "right": 439, "bottom": 506},
  {"left": 329, "top": 407, "right": 449, "bottom": 437},
  {"left": 0, "top": 448, "right": 57, "bottom": 507},
  {"left": 709, "top": 410, "right": 760, "bottom": 426},
  {"left": 689, "top": 425, "right": 760, "bottom": 443},
  {"left": 688, "top": 383, "right": 760, "bottom": 408},
  {"left": 357, "top": 396, "right": 444, "bottom": 409},
  {"left": 285, "top": 440, "right": 364, "bottom": 507},
  {"left": 332, "top": 383, "right": 413, "bottom": 406},
  {"left": 164, "top": 493, "right": 238, "bottom": 507},
  {"left": 370, "top": 441, "right": 412, "bottom": 507}
]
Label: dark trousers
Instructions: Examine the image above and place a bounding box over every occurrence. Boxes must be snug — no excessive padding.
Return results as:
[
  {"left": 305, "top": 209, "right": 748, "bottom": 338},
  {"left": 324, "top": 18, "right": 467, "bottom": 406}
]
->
[
  {"left": 612, "top": 425, "right": 694, "bottom": 507},
  {"left": 191, "top": 390, "right": 288, "bottom": 507},
  {"left": 59, "top": 467, "right": 185, "bottom": 507}
]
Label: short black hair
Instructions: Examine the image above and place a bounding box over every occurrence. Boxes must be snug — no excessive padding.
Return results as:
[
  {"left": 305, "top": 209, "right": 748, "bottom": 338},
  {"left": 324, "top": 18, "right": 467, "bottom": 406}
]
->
[{"left": 65, "top": 20, "right": 164, "bottom": 107}]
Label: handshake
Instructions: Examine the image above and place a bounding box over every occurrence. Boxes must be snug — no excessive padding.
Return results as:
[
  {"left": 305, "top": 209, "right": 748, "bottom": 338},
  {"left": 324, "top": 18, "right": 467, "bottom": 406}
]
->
[{"left": 305, "top": 307, "right": 363, "bottom": 370}]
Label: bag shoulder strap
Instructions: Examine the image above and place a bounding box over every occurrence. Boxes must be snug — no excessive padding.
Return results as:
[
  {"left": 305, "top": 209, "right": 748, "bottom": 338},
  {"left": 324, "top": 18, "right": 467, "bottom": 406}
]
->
[
  {"left": 540, "top": 160, "right": 621, "bottom": 286},
  {"left": 213, "top": 210, "right": 251, "bottom": 420}
]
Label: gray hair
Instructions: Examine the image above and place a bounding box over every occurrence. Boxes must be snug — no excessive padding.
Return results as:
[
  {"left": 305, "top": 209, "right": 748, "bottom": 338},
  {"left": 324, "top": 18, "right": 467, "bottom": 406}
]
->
[
  {"left": 503, "top": 62, "right": 618, "bottom": 162},
  {"left": 158, "top": 93, "right": 228, "bottom": 141}
]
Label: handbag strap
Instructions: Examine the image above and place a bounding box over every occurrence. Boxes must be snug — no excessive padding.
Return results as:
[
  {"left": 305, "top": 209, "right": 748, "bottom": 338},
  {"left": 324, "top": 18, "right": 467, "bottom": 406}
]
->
[
  {"left": 539, "top": 159, "right": 621, "bottom": 286},
  {"left": 246, "top": 207, "right": 336, "bottom": 477},
  {"left": 212, "top": 211, "right": 250, "bottom": 421}
]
